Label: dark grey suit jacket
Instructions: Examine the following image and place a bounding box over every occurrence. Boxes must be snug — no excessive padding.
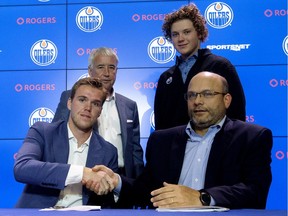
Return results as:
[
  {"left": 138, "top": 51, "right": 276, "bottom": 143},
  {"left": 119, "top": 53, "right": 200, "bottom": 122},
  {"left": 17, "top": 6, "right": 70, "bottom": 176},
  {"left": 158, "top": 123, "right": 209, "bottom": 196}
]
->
[
  {"left": 14, "top": 120, "right": 118, "bottom": 208},
  {"left": 120, "top": 118, "right": 273, "bottom": 209},
  {"left": 53, "top": 90, "right": 144, "bottom": 178}
]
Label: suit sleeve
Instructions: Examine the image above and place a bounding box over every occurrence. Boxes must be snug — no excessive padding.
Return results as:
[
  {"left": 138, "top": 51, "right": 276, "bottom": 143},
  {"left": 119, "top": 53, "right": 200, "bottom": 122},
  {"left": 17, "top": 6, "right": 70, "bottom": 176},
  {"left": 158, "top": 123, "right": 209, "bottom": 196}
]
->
[
  {"left": 14, "top": 122, "right": 70, "bottom": 190},
  {"left": 131, "top": 102, "right": 144, "bottom": 178},
  {"left": 154, "top": 74, "right": 166, "bottom": 130},
  {"left": 206, "top": 127, "right": 273, "bottom": 209},
  {"left": 52, "top": 91, "right": 70, "bottom": 122}
]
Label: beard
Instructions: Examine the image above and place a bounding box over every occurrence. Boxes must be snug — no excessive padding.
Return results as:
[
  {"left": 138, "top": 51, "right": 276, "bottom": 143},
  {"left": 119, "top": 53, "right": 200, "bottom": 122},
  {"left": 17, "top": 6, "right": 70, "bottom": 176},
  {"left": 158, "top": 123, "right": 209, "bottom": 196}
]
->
[{"left": 189, "top": 109, "right": 224, "bottom": 131}]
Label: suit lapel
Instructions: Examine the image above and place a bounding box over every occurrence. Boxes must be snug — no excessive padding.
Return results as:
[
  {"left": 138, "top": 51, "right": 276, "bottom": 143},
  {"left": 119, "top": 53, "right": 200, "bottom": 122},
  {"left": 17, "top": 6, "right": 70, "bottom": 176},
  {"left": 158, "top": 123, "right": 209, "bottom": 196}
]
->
[
  {"left": 169, "top": 126, "right": 188, "bottom": 184},
  {"left": 53, "top": 122, "right": 69, "bottom": 164},
  {"left": 205, "top": 119, "right": 233, "bottom": 187},
  {"left": 85, "top": 133, "right": 104, "bottom": 168},
  {"left": 115, "top": 93, "right": 127, "bottom": 151}
]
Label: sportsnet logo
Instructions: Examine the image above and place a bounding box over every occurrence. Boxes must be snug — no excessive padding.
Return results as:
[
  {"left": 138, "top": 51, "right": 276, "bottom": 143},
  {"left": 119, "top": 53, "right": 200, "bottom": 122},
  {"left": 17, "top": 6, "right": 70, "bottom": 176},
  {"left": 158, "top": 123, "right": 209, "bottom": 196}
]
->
[
  {"left": 30, "top": 39, "right": 58, "bottom": 66},
  {"left": 205, "top": 2, "right": 233, "bottom": 29},
  {"left": 147, "top": 36, "right": 176, "bottom": 64},
  {"left": 76, "top": 6, "right": 103, "bottom": 32}
]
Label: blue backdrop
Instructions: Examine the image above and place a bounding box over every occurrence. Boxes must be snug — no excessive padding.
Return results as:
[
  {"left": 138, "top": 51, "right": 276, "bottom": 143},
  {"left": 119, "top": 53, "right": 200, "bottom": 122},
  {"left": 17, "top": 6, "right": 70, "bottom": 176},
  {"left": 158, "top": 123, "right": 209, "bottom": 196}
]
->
[{"left": 0, "top": 0, "right": 287, "bottom": 210}]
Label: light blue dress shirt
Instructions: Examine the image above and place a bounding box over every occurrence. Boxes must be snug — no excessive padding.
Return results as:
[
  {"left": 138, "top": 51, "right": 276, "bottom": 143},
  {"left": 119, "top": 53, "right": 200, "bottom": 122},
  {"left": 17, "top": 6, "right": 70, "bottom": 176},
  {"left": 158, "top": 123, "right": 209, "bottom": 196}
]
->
[
  {"left": 178, "top": 117, "right": 226, "bottom": 205},
  {"left": 178, "top": 54, "right": 198, "bottom": 83}
]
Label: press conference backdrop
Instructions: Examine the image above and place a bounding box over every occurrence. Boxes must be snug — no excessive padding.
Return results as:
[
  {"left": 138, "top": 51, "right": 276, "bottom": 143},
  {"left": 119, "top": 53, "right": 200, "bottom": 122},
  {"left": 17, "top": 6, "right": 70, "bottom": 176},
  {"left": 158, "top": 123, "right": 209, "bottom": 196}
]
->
[{"left": 0, "top": 0, "right": 287, "bottom": 209}]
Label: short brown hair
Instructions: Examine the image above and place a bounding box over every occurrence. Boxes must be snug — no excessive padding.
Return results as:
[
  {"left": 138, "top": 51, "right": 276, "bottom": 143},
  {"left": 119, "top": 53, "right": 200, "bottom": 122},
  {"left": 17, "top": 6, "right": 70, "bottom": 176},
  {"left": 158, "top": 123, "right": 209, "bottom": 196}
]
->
[{"left": 70, "top": 77, "right": 107, "bottom": 103}]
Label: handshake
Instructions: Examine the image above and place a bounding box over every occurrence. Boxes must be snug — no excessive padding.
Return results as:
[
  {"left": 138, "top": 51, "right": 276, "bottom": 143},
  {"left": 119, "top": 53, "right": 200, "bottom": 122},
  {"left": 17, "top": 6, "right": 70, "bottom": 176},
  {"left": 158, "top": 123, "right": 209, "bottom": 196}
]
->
[{"left": 82, "top": 165, "right": 119, "bottom": 195}]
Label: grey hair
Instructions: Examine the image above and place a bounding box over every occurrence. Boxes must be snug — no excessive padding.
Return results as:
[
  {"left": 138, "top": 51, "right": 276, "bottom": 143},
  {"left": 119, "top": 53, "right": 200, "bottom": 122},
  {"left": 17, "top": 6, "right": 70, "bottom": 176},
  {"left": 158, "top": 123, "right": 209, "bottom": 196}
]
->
[{"left": 88, "top": 47, "right": 119, "bottom": 69}]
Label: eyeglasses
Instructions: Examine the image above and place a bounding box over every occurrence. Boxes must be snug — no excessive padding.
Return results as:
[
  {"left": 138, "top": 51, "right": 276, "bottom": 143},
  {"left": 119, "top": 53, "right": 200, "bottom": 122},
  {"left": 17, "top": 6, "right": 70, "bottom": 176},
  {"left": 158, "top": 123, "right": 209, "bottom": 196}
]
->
[{"left": 184, "top": 90, "right": 227, "bottom": 101}]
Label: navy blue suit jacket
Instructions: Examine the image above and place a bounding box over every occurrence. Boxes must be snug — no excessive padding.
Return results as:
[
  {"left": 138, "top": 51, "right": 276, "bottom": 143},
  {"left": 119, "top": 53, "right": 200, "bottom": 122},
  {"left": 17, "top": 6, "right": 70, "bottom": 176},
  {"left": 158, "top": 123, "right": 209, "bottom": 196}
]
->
[
  {"left": 53, "top": 90, "right": 144, "bottom": 178},
  {"left": 120, "top": 118, "right": 273, "bottom": 209},
  {"left": 14, "top": 120, "right": 118, "bottom": 208}
]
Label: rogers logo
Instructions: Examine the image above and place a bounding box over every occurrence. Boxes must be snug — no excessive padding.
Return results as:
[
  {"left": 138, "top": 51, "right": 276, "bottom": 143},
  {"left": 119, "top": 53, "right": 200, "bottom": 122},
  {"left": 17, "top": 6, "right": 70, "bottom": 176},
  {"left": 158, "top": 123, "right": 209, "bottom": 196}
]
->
[
  {"left": 133, "top": 81, "right": 158, "bottom": 90},
  {"left": 15, "top": 84, "right": 56, "bottom": 92},
  {"left": 17, "top": 17, "right": 56, "bottom": 25},
  {"left": 132, "top": 13, "right": 166, "bottom": 22},
  {"left": 275, "top": 151, "right": 288, "bottom": 160},
  {"left": 77, "top": 48, "right": 117, "bottom": 56},
  {"left": 269, "top": 79, "right": 288, "bottom": 87},
  {"left": 264, "top": 9, "right": 288, "bottom": 17}
]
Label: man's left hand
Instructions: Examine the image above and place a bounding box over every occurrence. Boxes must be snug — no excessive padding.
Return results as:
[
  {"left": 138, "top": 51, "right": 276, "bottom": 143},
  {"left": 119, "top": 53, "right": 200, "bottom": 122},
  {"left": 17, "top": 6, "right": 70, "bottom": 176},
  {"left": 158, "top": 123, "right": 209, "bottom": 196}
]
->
[{"left": 150, "top": 182, "right": 202, "bottom": 208}]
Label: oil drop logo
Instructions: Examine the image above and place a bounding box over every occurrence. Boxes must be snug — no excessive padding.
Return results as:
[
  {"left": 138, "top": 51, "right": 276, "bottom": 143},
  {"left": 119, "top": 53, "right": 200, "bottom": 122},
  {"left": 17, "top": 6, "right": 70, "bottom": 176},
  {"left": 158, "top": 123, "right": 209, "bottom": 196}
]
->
[
  {"left": 29, "top": 107, "right": 55, "bottom": 127},
  {"left": 76, "top": 6, "right": 104, "bottom": 32},
  {"left": 147, "top": 36, "right": 175, "bottom": 64},
  {"left": 205, "top": 2, "right": 234, "bottom": 29},
  {"left": 30, "top": 39, "right": 58, "bottom": 66}
]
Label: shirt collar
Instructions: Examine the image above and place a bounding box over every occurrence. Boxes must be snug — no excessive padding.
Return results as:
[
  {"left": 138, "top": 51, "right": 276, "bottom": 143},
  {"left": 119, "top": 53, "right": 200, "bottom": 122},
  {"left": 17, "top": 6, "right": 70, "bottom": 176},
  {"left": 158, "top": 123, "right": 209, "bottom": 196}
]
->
[
  {"left": 106, "top": 88, "right": 116, "bottom": 102},
  {"left": 186, "top": 115, "right": 226, "bottom": 137},
  {"left": 67, "top": 123, "right": 92, "bottom": 146},
  {"left": 176, "top": 52, "right": 198, "bottom": 66}
]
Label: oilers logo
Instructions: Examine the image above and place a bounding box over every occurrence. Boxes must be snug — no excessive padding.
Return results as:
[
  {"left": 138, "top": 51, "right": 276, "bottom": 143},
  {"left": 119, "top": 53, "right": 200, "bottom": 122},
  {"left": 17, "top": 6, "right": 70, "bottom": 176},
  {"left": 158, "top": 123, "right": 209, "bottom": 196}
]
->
[
  {"left": 76, "top": 6, "right": 103, "bottom": 32},
  {"left": 282, "top": 36, "right": 288, "bottom": 56},
  {"left": 29, "top": 107, "right": 55, "bottom": 127},
  {"left": 150, "top": 111, "right": 155, "bottom": 130},
  {"left": 147, "top": 36, "right": 176, "bottom": 64},
  {"left": 78, "top": 73, "right": 89, "bottom": 80},
  {"left": 30, "top": 39, "right": 58, "bottom": 66},
  {"left": 204, "top": 2, "right": 233, "bottom": 29}
]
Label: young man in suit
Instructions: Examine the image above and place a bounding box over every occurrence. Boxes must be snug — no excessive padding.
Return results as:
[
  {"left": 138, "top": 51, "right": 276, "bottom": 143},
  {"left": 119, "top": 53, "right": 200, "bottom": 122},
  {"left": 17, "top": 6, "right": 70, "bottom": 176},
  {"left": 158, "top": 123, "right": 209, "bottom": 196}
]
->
[
  {"left": 14, "top": 77, "right": 118, "bottom": 208},
  {"left": 53, "top": 47, "right": 144, "bottom": 179},
  {"left": 154, "top": 4, "right": 246, "bottom": 130},
  {"left": 94, "top": 71, "right": 272, "bottom": 209}
]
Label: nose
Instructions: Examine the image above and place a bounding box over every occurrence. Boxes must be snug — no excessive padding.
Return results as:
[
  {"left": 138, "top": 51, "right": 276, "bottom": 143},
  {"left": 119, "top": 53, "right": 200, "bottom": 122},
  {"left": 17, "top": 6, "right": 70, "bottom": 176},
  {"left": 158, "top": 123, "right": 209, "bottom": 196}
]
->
[
  {"left": 84, "top": 101, "right": 92, "bottom": 111},
  {"left": 178, "top": 33, "right": 185, "bottom": 41},
  {"left": 102, "top": 66, "right": 110, "bottom": 76},
  {"left": 194, "top": 94, "right": 204, "bottom": 104}
]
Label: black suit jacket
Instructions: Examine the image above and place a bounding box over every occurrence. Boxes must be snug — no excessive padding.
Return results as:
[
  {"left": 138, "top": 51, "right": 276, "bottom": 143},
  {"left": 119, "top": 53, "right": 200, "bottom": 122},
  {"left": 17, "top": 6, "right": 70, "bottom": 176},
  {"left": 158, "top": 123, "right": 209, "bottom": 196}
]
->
[
  {"left": 120, "top": 118, "right": 272, "bottom": 209},
  {"left": 154, "top": 48, "right": 246, "bottom": 130}
]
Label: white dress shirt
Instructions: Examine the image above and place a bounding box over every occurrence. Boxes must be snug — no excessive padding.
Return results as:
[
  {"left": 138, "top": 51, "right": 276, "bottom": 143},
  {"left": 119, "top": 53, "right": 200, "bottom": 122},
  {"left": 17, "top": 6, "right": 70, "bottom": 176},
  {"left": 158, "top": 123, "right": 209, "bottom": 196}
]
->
[
  {"left": 55, "top": 124, "right": 92, "bottom": 207},
  {"left": 98, "top": 92, "right": 124, "bottom": 168}
]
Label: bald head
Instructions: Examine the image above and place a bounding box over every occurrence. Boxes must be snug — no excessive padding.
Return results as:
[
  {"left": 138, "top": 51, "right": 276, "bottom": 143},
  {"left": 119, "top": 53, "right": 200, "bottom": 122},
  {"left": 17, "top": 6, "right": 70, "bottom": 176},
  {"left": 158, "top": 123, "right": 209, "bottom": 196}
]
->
[{"left": 188, "top": 72, "right": 229, "bottom": 93}]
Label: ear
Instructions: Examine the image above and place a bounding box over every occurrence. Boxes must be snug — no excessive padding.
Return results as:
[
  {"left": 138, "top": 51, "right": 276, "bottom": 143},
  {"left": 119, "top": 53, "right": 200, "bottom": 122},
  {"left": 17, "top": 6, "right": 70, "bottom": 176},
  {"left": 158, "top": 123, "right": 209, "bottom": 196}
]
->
[
  {"left": 97, "top": 107, "right": 103, "bottom": 117},
  {"left": 88, "top": 68, "right": 92, "bottom": 77},
  {"left": 223, "top": 93, "right": 232, "bottom": 109},
  {"left": 67, "top": 98, "right": 72, "bottom": 111}
]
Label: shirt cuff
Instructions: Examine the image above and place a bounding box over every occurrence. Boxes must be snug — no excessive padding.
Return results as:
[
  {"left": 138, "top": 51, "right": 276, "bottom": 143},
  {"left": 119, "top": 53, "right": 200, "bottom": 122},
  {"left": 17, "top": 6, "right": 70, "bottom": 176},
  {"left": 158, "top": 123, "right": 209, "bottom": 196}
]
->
[
  {"left": 113, "top": 174, "right": 122, "bottom": 202},
  {"left": 65, "top": 165, "right": 83, "bottom": 185}
]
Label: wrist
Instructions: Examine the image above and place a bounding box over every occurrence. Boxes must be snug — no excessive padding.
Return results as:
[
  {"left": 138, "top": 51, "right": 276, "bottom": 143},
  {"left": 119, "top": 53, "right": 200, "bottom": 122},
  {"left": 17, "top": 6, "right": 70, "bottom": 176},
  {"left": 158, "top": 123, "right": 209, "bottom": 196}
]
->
[{"left": 199, "top": 189, "right": 211, "bottom": 206}]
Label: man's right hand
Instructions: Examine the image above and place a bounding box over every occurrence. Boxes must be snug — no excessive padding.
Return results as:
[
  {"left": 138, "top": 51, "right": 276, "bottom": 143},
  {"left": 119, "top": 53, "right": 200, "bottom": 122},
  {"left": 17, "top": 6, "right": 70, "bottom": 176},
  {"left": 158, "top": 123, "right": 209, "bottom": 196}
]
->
[
  {"left": 92, "top": 165, "right": 119, "bottom": 189},
  {"left": 82, "top": 167, "right": 113, "bottom": 195}
]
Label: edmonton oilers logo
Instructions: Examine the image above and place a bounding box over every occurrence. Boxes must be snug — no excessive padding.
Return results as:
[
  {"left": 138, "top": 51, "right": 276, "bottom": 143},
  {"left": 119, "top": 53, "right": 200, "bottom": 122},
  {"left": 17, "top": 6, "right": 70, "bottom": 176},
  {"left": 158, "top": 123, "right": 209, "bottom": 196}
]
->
[
  {"left": 150, "top": 111, "right": 155, "bottom": 130},
  {"left": 282, "top": 36, "right": 288, "bottom": 56},
  {"left": 78, "top": 73, "right": 89, "bottom": 80},
  {"left": 29, "top": 107, "right": 55, "bottom": 127},
  {"left": 30, "top": 39, "right": 58, "bottom": 66},
  {"left": 76, "top": 6, "right": 103, "bottom": 32},
  {"left": 204, "top": 2, "right": 233, "bottom": 29},
  {"left": 147, "top": 36, "right": 176, "bottom": 64}
]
